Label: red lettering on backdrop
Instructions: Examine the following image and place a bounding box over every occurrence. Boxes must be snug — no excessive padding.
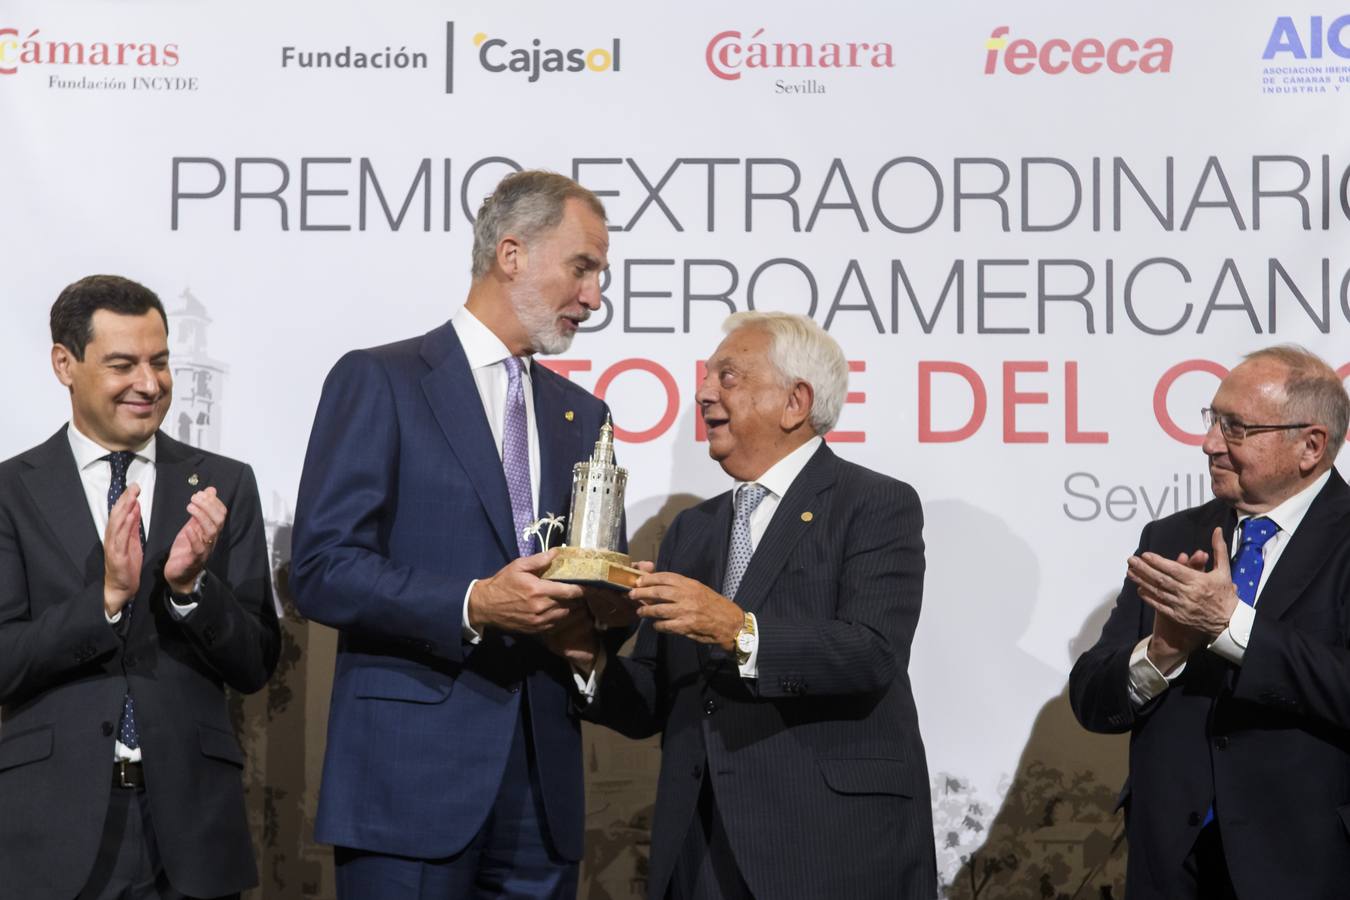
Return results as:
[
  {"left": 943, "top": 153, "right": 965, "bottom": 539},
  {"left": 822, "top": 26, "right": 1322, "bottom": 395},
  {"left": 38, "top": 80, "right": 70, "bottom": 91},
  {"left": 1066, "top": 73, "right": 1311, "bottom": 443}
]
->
[
  {"left": 593, "top": 359, "right": 680, "bottom": 443},
  {"left": 918, "top": 361, "right": 987, "bottom": 443},
  {"left": 826, "top": 360, "right": 868, "bottom": 443},
  {"left": 1065, "top": 361, "right": 1109, "bottom": 443},
  {"left": 1003, "top": 361, "right": 1050, "bottom": 443},
  {"left": 1153, "top": 359, "right": 1229, "bottom": 446},
  {"left": 536, "top": 359, "right": 592, "bottom": 381}
]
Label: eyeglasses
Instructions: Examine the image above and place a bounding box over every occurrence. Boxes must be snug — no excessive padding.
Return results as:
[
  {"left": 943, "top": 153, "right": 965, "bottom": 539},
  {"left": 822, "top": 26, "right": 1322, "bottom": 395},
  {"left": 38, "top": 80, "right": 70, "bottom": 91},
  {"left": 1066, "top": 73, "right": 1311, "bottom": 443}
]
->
[{"left": 1201, "top": 407, "right": 1311, "bottom": 442}]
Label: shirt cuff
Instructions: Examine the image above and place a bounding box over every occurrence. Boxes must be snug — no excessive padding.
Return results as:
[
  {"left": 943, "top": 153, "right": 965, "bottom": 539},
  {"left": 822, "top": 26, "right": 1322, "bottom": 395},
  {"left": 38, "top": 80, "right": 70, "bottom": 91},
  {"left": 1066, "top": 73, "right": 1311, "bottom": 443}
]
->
[
  {"left": 167, "top": 571, "right": 207, "bottom": 620},
  {"left": 462, "top": 579, "right": 483, "bottom": 645},
  {"left": 105, "top": 609, "right": 123, "bottom": 625},
  {"left": 1208, "top": 602, "right": 1255, "bottom": 666},
  {"left": 738, "top": 613, "right": 760, "bottom": 680},
  {"left": 571, "top": 646, "right": 607, "bottom": 703},
  {"left": 1127, "top": 635, "right": 1186, "bottom": 707}
]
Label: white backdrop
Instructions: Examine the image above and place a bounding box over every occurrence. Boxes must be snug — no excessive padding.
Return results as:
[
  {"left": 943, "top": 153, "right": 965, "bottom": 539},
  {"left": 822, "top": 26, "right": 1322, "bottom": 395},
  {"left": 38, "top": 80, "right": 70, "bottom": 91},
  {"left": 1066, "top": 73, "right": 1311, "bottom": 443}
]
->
[{"left": 5, "top": 2, "right": 1350, "bottom": 896}]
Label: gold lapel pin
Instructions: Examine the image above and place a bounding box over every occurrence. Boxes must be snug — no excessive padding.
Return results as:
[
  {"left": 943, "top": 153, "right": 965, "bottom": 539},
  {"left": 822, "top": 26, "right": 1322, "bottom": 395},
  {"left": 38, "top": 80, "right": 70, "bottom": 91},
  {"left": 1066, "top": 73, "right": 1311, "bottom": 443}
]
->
[
  {"left": 564, "top": 410, "right": 574, "bottom": 422},
  {"left": 188, "top": 473, "right": 200, "bottom": 486},
  {"left": 801, "top": 511, "right": 814, "bottom": 522}
]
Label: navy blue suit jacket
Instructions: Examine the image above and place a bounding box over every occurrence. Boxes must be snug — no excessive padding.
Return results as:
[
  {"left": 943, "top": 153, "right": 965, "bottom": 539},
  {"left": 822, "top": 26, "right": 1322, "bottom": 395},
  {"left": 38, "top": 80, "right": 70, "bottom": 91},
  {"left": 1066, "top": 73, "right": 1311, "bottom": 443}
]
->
[
  {"left": 587, "top": 445, "right": 937, "bottom": 899},
  {"left": 292, "top": 320, "right": 610, "bottom": 861},
  {"left": 1071, "top": 470, "right": 1350, "bottom": 899}
]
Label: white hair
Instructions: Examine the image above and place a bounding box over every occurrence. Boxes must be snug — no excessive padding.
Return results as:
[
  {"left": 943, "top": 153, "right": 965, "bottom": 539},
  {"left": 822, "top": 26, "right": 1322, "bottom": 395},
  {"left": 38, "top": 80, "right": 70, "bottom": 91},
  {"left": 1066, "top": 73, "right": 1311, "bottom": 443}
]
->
[{"left": 723, "top": 311, "right": 849, "bottom": 435}]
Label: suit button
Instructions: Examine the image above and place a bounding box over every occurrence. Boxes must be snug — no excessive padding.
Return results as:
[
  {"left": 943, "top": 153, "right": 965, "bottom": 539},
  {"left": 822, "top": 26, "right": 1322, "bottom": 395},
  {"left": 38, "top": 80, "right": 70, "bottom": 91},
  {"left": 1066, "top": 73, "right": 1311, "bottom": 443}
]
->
[
  {"left": 1188, "top": 812, "right": 1202, "bottom": 827},
  {"left": 101, "top": 721, "right": 114, "bottom": 737},
  {"left": 509, "top": 684, "right": 520, "bottom": 694},
  {"left": 1216, "top": 736, "right": 1230, "bottom": 750},
  {"left": 704, "top": 699, "right": 717, "bottom": 716},
  {"left": 691, "top": 764, "right": 703, "bottom": 779}
]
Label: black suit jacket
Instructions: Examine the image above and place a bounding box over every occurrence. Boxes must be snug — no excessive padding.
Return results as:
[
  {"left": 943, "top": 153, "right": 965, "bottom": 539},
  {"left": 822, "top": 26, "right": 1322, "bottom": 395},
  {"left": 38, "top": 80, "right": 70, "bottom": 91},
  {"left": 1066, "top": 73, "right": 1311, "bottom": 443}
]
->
[
  {"left": 0, "top": 428, "right": 280, "bottom": 900},
  {"left": 1070, "top": 469, "right": 1350, "bottom": 899},
  {"left": 588, "top": 444, "right": 937, "bottom": 900}
]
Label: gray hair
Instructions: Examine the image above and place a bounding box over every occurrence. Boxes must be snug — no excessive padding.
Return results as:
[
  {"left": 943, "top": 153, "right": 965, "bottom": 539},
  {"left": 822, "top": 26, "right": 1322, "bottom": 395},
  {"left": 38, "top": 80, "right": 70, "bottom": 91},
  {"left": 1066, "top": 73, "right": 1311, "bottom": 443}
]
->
[
  {"left": 723, "top": 311, "right": 849, "bottom": 435},
  {"left": 470, "top": 170, "right": 607, "bottom": 279},
  {"left": 1244, "top": 344, "right": 1349, "bottom": 460}
]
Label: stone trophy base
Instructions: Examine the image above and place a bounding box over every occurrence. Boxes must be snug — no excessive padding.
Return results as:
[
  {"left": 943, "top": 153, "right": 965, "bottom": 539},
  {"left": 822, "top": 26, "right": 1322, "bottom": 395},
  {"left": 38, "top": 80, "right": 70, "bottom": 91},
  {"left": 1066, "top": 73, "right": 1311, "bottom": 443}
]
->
[{"left": 543, "top": 546, "right": 641, "bottom": 590}]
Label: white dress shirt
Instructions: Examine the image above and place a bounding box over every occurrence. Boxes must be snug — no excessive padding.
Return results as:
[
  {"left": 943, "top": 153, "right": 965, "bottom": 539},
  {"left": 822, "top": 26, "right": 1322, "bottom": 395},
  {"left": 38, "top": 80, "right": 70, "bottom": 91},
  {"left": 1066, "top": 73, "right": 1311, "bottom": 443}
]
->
[
  {"left": 1127, "top": 468, "right": 1332, "bottom": 707},
  {"left": 452, "top": 305, "right": 543, "bottom": 643},
  {"left": 68, "top": 423, "right": 162, "bottom": 763}
]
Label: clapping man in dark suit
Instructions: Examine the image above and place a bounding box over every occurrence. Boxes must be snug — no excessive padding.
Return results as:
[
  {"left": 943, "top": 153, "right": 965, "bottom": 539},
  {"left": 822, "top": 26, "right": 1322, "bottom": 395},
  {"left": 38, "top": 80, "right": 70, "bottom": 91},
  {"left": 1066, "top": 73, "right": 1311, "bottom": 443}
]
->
[
  {"left": 554, "top": 312, "right": 937, "bottom": 900},
  {"left": 1072, "top": 346, "right": 1350, "bottom": 899},
  {"left": 293, "top": 171, "right": 618, "bottom": 899},
  {"left": 0, "top": 274, "right": 280, "bottom": 899}
]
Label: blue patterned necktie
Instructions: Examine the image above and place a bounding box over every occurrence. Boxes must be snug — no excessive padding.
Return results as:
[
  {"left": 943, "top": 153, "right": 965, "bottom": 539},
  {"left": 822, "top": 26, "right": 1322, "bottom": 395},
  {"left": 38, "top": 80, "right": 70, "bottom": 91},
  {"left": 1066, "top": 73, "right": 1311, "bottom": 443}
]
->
[
  {"left": 722, "top": 483, "right": 768, "bottom": 600},
  {"left": 501, "top": 356, "right": 535, "bottom": 558},
  {"left": 105, "top": 451, "right": 144, "bottom": 750},
  {"left": 1232, "top": 516, "right": 1278, "bottom": 606}
]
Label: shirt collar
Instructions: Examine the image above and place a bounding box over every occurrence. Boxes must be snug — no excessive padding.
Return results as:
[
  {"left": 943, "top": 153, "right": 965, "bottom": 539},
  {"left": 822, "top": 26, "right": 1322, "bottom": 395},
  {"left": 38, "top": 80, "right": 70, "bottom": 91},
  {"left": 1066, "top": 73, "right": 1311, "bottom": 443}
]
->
[
  {"left": 66, "top": 421, "right": 157, "bottom": 471},
  {"left": 451, "top": 305, "right": 532, "bottom": 374},
  {"left": 736, "top": 435, "right": 822, "bottom": 501},
  {"left": 1240, "top": 468, "right": 1332, "bottom": 538}
]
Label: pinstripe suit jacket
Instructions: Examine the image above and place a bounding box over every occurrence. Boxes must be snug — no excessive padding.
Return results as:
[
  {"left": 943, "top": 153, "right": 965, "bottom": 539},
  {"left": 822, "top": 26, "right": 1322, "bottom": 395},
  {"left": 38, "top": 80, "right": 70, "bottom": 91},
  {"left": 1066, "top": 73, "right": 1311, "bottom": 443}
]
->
[{"left": 591, "top": 444, "right": 937, "bottom": 899}]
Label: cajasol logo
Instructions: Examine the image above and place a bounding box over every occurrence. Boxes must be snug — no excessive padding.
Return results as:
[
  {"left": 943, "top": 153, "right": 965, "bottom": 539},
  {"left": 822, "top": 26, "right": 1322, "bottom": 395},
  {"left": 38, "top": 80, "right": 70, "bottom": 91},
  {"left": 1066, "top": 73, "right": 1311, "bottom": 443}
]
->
[{"left": 442, "top": 22, "right": 620, "bottom": 91}]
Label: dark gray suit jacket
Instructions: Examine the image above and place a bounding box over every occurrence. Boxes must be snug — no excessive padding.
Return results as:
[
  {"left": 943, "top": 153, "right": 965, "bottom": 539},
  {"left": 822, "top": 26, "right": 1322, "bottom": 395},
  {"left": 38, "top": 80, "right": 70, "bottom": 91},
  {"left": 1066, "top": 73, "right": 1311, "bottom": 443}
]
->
[
  {"left": 0, "top": 427, "right": 280, "bottom": 900},
  {"left": 588, "top": 444, "right": 937, "bottom": 900}
]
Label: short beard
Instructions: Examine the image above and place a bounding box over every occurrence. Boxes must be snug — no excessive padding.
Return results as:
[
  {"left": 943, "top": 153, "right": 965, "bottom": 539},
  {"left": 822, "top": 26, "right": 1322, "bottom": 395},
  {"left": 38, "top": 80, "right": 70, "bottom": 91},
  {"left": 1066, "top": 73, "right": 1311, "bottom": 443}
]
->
[{"left": 508, "top": 288, "right": 582, "bottom": 355}]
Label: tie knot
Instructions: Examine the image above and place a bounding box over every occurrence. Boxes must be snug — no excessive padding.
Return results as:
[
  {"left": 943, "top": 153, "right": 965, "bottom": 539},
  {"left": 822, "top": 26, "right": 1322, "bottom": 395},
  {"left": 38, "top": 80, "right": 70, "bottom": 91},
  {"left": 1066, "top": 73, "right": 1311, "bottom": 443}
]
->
[
  {"left": 503, "top": 355, "right": 524, "bottom": 384},
  {"left": 735, "top": 483, "right": 769, "bottom": 521},
  {"left": 105, "top": 451, "right": 136, "bottom": 470},
  {"left": 1241, "top": 516, "right": 1278, "bottom": 550}
]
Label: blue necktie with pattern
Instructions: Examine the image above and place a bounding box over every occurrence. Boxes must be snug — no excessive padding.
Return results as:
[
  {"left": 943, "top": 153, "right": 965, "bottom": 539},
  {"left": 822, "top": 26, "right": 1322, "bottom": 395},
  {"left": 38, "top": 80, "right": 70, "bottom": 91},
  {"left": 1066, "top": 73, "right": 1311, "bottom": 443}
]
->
[
  {"left": 502, "top": 357, "right": 535, "bottom": 558},
  {"left": 106, "top": 451, "right": 144, "bottom": 750},
  {"left": 722, "top": 483, "right": 768, "bottom": 601}
]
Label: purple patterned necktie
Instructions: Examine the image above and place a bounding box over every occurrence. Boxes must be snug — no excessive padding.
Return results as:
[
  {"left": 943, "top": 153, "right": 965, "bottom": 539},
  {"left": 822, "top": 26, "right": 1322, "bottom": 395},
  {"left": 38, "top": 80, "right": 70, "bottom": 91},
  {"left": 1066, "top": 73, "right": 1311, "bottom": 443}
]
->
[
  {"left": 502, "top": 356, "right": 535, "bottom": 558},
  {"left": 106, "top": 451, "right": 143, "bottom": 750}
]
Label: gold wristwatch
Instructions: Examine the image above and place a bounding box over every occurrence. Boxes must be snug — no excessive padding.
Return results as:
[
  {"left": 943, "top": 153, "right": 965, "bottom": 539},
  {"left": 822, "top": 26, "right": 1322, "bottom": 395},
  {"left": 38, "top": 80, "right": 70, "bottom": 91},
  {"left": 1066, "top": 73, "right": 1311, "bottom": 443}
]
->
[{"left": 734, "top": 612, "right": 757, "bottom": 665}]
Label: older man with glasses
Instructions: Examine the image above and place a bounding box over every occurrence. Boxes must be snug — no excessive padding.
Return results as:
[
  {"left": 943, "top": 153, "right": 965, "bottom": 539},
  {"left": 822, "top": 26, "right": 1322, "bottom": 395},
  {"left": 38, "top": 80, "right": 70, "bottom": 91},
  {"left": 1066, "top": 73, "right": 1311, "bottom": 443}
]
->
[{"left": 1071, "top": 345, "right": 1350, "bottom": 900}]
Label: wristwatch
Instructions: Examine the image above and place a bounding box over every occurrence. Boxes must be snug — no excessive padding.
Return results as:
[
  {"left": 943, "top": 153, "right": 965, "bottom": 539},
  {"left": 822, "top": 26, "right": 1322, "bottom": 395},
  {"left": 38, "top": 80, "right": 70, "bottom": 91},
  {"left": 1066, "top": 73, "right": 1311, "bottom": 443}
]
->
[{"left": 734, "top": 612, "right": 757, "bottom": 666}]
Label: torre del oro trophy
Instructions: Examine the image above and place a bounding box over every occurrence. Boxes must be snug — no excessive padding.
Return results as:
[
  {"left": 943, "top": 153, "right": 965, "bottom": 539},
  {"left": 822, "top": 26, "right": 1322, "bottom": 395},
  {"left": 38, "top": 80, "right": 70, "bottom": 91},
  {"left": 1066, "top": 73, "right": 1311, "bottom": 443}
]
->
[{"left": 535, "top": 416, "right": 641, "bottom": 590}]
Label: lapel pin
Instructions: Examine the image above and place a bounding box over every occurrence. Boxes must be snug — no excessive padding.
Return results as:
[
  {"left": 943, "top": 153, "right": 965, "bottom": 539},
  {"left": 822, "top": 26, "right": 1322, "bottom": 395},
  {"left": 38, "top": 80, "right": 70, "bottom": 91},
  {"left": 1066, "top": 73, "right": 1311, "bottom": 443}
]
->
[
  {"left": 801, "top": 511, "right": 814, "bottom": 522},
  {"left": 564, "top": 410, "right": 574, "bottom": 421},
  {"left": 188, "top": 473, "right": 200, "bottom": 486}
]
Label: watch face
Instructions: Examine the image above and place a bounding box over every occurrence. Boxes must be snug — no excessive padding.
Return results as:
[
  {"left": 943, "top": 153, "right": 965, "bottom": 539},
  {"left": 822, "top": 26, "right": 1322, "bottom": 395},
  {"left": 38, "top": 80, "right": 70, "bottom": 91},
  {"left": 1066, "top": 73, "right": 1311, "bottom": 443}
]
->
[{"left": 737, "top": 632, "right": 754, "bottom": 652}]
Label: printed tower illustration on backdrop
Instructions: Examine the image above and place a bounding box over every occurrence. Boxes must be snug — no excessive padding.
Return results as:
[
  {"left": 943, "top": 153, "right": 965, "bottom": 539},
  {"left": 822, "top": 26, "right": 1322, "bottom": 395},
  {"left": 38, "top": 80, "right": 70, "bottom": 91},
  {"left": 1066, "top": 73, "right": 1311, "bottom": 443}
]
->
[{"left": 166, "top": 287, "right": 227, "bottom": 451}]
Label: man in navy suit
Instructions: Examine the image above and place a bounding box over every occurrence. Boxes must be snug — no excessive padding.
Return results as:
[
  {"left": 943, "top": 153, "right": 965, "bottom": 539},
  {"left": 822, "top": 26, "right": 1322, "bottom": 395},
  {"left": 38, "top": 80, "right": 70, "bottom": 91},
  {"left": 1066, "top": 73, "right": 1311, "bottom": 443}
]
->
[
  {"left": 1071, "top": 346, "right": 1350, "bottom": 899},
  {"left": 553, "top": 312, "right": 937, "bottom": 900},
  {"left": 293, "top": 171, "right": 615, "bottom": 899}
]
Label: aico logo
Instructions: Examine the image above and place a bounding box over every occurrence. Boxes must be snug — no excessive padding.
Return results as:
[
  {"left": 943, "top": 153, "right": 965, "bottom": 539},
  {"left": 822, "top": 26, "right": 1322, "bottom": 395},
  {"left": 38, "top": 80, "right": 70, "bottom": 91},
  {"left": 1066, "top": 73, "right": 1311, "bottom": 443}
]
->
[
  {"left": 474, "top": 31, "right": 620, "bottom": 83},
  {"left": 983, "top": 26, "right": 1172, "bottom": 75},
  {"left": 705, "top": 28, "right": 895, "bottom": 81},
  {"left": 1263, "top": 15, "right": 1350, "bottom": 59},
  {"left": 0, "top": 27, "right": 179, "bottom": 76}
]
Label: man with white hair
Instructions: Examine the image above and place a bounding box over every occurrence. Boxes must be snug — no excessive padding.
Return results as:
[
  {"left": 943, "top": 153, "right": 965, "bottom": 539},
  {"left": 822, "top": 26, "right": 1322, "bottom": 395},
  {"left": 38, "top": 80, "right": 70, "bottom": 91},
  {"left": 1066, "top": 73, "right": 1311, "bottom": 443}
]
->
[
  {"left": 557, "top": 312, "right": 937, "bottom": 899},
  {"left": 1072, "top": 345, "right": 1350, "bottom": 899}
]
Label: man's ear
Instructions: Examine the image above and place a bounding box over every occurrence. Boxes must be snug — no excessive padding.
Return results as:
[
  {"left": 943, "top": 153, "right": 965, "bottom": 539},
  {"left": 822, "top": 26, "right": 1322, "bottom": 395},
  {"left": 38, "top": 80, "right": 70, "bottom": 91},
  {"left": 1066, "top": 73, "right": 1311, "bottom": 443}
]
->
[
  {"left": 1297, "top": 425, "right": 1329, "bottom": 475},
  {"left": 781, "top": 380, "right": 814, "bottom": 432},
  {"left": 497, "top": 234, "right": 527, "bottom": 277},
  {"left": 51, "top": 344, "right": 76, "bottom": 389}
]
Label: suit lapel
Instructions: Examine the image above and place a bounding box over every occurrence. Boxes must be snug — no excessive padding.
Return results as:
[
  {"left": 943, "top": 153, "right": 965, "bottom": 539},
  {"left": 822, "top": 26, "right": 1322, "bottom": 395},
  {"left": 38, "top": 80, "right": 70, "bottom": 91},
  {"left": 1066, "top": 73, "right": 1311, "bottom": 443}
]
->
[
  {"left": 734, "top": 444, "right": 837, "bottom": 616},
  {"left": 532, "top": 367, "right": 582, "bottom": 524},
  {"left": 18, "top": 427, "right": 103, "bottom": 577},
  {"left": 420, "top": 323, "right": 517, "bottom": 558},
  {"left": 147, "top": 433, "right": 204, "bottom": 576},
  {"left": 1254, "top": 471, "right": 1350, "bottom": 621}
]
